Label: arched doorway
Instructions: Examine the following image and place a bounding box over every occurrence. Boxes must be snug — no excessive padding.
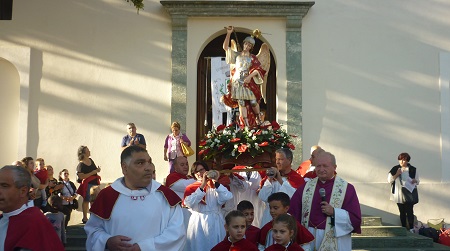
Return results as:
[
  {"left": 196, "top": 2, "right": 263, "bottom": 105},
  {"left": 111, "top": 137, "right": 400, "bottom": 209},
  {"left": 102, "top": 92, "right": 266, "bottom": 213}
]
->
[
  {"left": 0, "top": 58, "right": 20, "bottom": 163},
  {"left": 196, "top": 32, "right": 277, "bottom": 152}
]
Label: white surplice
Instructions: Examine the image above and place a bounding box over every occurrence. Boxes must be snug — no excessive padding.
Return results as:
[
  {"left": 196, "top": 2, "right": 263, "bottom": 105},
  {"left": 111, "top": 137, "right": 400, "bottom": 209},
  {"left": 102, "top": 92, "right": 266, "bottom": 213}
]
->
[
  {"left": 258, "top": 177, "right": 296, "bottom": 227},
  {"left": 307, "top": 209, "right": 354, "bottom": 251},
  {"left": 184, "top": 184, "right": 233, "bottom": 251},
  {"left": 233, "top": 170, "right": 265, "bottom": 228},
  {"left": 222, "top": 175, "right": 248, "bottom": 217},
  {"left": 85, "top": 178, "right": 186, "bottom": 251}
]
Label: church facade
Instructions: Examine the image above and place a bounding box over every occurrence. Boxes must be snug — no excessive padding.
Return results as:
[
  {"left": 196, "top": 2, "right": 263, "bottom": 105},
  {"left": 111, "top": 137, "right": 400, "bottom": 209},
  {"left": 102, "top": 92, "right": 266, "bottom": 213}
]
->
[{"left": 1, "top": 0, "right": 449, "bottom": 225}]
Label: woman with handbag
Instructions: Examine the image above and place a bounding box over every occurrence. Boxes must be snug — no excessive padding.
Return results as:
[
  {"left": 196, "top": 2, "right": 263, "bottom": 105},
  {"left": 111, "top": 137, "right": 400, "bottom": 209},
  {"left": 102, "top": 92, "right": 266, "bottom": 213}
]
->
[
  {"left": 164, "top": 121, "right": 192, "bottom": 173},
  {"left": 388, "top": 152, "right": 420, "bottom": 232},
  {"left": 59, "top": 169, "right": 78, "bottom": 228},
  {"left": 75, "top": 145, "right": 101, "bottom": 224}
]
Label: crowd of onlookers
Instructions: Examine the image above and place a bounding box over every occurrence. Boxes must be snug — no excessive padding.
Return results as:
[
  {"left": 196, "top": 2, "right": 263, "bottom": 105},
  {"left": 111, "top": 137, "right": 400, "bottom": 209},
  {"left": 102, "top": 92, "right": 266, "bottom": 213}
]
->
[
  {"left": 8, "top": 156, "right": 78, "bottom": 247},
  {"left": 1, "top": 122, "right": 367, "bottom": 251}
]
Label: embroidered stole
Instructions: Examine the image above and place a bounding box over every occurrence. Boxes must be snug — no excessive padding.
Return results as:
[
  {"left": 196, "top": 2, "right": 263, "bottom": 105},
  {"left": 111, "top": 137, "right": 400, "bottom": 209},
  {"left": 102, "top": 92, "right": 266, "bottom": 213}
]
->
[{"left": 302, "top": 177, "right": 348, "bottom": 251}]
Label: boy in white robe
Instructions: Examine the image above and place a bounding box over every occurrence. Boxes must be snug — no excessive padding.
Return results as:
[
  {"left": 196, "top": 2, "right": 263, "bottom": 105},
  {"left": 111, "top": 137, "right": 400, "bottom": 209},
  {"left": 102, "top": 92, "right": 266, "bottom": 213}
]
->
[{"left": 184, "top": 162, "right": 233, "bottom": 251}]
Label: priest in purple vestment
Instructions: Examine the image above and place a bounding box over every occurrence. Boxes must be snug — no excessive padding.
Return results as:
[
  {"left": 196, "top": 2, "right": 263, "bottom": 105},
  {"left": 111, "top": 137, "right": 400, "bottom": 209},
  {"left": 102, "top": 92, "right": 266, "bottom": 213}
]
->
[{"left": 288, "top": 151, "right": 361, "bottom": 251}]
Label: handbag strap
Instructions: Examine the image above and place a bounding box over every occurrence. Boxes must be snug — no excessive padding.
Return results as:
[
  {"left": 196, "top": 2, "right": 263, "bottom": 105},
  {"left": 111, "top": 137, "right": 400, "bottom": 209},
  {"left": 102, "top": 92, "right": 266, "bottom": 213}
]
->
[{"left": 64, "top": 181, "right": 75, "bottom": 196}]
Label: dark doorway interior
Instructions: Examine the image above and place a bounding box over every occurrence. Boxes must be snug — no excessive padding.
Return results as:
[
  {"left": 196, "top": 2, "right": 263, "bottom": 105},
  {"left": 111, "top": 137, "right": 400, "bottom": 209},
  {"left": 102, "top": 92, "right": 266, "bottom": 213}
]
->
[
  {"left": 196, "top": 32, "right": 277, "bottom": 155},
  {"left": 0, "top": 0, "right": 13, "bottom": 20}
]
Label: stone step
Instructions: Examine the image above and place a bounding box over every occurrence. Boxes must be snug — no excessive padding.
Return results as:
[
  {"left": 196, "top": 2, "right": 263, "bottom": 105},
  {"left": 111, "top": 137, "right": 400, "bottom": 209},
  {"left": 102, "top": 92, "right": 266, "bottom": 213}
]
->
[
  {"left": 66, "top": 234, "right": 87, "bottom": 248},
  {"left": 64, "top": 216, "right": 450, "bottom": 251},
  {"left": 353, "top": 242, "right": 450, "bottom": 251},
  {"left": 64, "top": 247, "right": 87, "bottom": 251},
  {"left": 362, "top": 216, "right": 383, "bottom": 226},
  {"left": 66, "top": 224, "right": 87, "bottom": 248},
  {"left": 67, "top": 224, "right": 86, "bottom": 234},
  {"left": 354, "top": 225, "right": 407, "bottom": 237},
  {"left": 352, "top": 234, "right": 434, "bottom": 249}
]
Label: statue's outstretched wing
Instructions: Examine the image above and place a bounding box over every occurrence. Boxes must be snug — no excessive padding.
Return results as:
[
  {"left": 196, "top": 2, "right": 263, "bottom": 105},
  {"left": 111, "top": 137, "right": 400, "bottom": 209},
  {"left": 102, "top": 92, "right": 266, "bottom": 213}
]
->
[{"left": 256, "top": 43, "right": 270, "bottom": 104}]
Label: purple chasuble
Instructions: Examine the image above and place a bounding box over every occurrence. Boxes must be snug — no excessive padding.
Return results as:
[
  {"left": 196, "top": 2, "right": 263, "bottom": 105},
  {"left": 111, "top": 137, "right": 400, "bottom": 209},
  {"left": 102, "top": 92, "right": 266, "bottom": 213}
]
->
[{"left": 288, "top": 177, "right": 362, "bottom": 234}]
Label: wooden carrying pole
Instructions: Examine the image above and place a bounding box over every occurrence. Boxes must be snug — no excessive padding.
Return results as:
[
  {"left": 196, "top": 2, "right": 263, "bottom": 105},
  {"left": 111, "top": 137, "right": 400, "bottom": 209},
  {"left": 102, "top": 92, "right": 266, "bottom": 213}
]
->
[{"left": 218, "top": 167, "right": 269, "bottom": 174}]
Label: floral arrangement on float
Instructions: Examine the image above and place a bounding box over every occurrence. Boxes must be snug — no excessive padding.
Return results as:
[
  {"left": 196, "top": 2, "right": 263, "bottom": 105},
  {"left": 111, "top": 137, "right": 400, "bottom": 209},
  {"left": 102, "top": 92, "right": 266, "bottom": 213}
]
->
[{"left": 198, "top": 121, "right": 296, "bottom": 161}]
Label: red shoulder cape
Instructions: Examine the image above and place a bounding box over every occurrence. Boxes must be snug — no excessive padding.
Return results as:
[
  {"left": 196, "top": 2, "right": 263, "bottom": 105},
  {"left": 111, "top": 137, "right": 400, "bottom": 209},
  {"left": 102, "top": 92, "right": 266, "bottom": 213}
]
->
[
  {"left": 211, "top": 238, "right": 258, "bottom": 251},
  {"left": 156, "top": 184, "right": 182, "bottom": 206},
  {"left": 259, "top": 220, "right": 314, "bottom": 246},
  {"left": 90, "top": 184, "right": 181, "bottom": 219},
  {"left": 246, "top": 225, "right": 261, "bottom": 246},
  {"left": 295, "top": 220, "right": 315, "bottom": 245},
  {"left": 296, "top": 159, "right": 311, "bottom": 176},
  {"left": 3, "top": 206, "right": 65, "bottom": 251},
  {"left": 259, "top": 220, "right": 273, "bottom": 245},
  {"left": 183, "top": 176, "right": 233, "bottom": 206},
  {"left": 303, "top": 171, "right": 317, "bottom": 180},
  {"left": 183, "top": 181, "right": 206, "bottom": 205},
  {"left": 259, "top": 170, "right": 305, "bottom": 189},
  {"left": 165, "top": 172, "right": 190, "bottom": 187},
  {"left": 286, "top": 170, "right": 305, "bottom": 189},
  {"left": 89, "top": 186, "right": 120, "bottom": 219},
  {"left": 265, "top": 242, "right": 304, "bottom": 251},
  {"left": 304, "top": 170, "right": 337, "bottom": 180}
]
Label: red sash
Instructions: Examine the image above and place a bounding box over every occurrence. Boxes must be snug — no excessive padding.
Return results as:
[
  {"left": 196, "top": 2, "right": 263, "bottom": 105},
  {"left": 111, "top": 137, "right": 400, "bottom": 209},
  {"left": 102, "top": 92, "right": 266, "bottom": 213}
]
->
[{"left": 76, "top": 175, "right": 100, "bottom": 199}]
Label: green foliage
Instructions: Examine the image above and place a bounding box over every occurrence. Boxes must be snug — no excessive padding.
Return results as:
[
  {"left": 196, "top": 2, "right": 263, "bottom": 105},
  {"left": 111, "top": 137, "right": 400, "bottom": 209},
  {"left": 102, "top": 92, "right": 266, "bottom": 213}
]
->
[{"left": 126, "top": 0, "right": 144, "bottom": 14}]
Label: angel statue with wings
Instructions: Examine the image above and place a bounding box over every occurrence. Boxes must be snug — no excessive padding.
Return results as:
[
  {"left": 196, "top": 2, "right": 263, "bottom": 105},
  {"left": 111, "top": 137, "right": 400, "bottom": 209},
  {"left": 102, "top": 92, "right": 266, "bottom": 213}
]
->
[{"left": 222, "top": 26, "right": 271, "bottom": 128}]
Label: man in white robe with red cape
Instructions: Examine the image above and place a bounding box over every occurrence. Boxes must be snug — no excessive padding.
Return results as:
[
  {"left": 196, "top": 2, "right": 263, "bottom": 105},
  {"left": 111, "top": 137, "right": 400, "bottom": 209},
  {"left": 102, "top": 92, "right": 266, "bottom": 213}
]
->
[
  {"left": 258, "top": 148, "right": 305, "bottom": 226},
  {"left": 165, "top": 155, "right": 196, "bottom": 250},
  {"left": 0, "top": 165, "right": 65, "bottom": 251},
  {"left": 289, "top": 151, "right": 361, "bottom": 251},
  {"left": 85, "top": 146, "right": 186, "bottom": 251}
]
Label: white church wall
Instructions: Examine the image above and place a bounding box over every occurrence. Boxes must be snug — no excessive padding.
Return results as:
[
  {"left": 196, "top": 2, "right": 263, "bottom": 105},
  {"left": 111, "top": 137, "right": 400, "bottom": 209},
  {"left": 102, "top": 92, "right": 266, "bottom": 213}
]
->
[
  {"left": 0, "top": 58, "right": 20, "bottom": 164},
  {"left": 1, "top": 0, "right": 450, "bottom": 225},
  {"left": 0, "top": 0, "right": 175, "bottom": 184},
  {"left": 302, "top": 0, "right": 450, "bottom": 224}
]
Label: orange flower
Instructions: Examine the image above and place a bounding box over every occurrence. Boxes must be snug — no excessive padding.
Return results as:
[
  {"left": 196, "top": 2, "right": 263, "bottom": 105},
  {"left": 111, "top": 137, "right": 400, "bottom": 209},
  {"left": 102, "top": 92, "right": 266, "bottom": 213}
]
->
[
  {"left": 258, "top": 142, "right": 269, "bottom": 147},
  {"left": 238, "top": 144, "right": 248, "bottom": 153},
  {"left": 230, "top": 138, "right": 241, "bottom": 143},
  {"left": 198, "top": 149, "right": 209, "bottom": 156}
]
